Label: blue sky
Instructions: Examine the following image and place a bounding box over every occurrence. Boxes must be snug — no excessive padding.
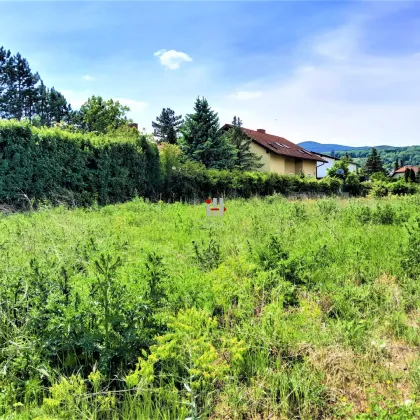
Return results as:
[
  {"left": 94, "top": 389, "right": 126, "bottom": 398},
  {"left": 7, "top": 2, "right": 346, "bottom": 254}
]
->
[{"left": 1, "top": 1, "right": 420, "bottom": 146}]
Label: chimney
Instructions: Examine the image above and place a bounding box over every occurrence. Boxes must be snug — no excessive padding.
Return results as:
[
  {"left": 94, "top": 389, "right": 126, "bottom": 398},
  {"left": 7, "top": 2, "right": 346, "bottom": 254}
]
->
[
  {"left": 129, "top": 123, "right": 139, "bottom": 130},
  {"left": 257, "top": 128, "right": 266, "bottom": 133}
]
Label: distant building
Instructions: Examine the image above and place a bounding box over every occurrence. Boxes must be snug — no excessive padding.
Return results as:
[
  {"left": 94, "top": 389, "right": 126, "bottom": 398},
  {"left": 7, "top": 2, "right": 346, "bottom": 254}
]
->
[
  {"left": 311, "top": 152, "right": 358, "bottom": 179},
  {"left": 391, "top": 165, "right": 419, "bottom": 179},
  {"left": 221, "top": 125, "right": 326, "bottom": 177}
]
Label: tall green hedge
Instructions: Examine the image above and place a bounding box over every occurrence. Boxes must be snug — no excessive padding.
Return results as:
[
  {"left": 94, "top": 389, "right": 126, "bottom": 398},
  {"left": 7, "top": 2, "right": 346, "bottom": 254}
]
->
[
  {"left": 0, "top": 120, "right": 160, "bottom": 206},
  {"left": 162, "top": 162, "right": 343, "bottom": 201},
  {"left": 4, "top": 121, "right": 413, "bottom": 208}
]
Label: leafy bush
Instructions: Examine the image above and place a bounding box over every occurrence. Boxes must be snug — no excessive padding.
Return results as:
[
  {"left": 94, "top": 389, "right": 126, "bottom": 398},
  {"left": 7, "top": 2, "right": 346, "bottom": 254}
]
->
[
  {"left": 370, "top": 181, "right": 389, "bottom": 198},
  {"left": 388, "top": 178, "right": 418, "bottom": 196}
]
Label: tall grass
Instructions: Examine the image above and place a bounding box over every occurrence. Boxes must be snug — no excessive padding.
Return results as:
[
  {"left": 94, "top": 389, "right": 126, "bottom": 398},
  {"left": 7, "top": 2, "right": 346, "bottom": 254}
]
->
[{"left": 0, "top": 195, "right": 419, "bottom": 419}]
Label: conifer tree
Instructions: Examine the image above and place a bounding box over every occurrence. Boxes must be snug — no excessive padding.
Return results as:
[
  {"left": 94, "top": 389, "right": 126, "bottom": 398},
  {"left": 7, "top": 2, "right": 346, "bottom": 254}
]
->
[
  {"left": 3, "top": 52, "right": 41, "bottom": 121},
  {"left": 34, "top": 81, "right": 51, "bottom": 125},
  {"left": 364, "top": 148, "right": 385, "bottom": 177},
  {"left": 152, "top": 108, "right": 183, "bottom": 144},
  {"left": 394, "top": 159, "right": 400, "bottom": 172},
  {"left": 48, "top": 87, "right": 71, "bottom": 124},
  {"left": 0, "top": 46, "right": 71, "bottom": 125},
  {"left": 0, "top": 47, "right": 11, "bottom": 99},
  {"left": 225, "top": 116, "right": 263, "bottom": 170},
  {"left": 180, "top": 97, "right": 234, "bottom": 169},
  {"left": 0, "top": 47, "right": 13, "bottom": 118}
]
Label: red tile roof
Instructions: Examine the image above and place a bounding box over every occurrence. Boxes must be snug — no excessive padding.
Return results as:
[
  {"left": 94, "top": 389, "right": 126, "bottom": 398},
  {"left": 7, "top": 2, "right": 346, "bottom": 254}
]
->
[
  {"left": 221, "top": 124, "right": 327, "bottom": 162},
  {"left": 393, "top": 165, "right": 419, "bottom": 174}
]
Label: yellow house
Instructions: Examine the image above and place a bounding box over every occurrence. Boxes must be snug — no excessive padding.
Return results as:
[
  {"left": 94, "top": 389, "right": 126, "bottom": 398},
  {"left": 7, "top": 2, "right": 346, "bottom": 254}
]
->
[{"left": 222, "top": 125, "right": 327, "bottom": 177}]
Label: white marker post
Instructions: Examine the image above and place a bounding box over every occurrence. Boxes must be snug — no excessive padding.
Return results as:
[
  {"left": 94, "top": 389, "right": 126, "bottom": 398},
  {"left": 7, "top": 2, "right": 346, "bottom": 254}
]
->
[{"left": 205, "top": 198, "right": 226, "bottom": 216}]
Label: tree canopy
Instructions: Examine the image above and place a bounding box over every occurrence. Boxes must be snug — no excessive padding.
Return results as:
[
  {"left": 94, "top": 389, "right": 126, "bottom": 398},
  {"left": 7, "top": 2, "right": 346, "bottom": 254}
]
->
[{"left": 72, "top": 96, "right": 131, "bottom": 134}]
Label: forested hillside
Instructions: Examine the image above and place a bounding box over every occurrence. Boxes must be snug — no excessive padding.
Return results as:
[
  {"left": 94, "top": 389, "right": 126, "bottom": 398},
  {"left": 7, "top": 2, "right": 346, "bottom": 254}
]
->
[
  {"left": 334, "top": 146, "right": 420, "bottom": 172},
  {"left": 308, "top": 146, "right": 419, "bottom": 172}
]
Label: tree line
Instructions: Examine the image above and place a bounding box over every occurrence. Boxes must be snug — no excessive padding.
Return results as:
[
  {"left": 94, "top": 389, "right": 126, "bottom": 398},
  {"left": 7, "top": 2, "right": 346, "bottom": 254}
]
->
[
  {"left": 0, "top": 47, "right": 135, "bottom": 133},
  {"left": 0, "top": 47, "right": 71, "bottom": 124},
  {"left": 153, "top": 99, "right": 263, "bottom": 170},
  {"left": 334, "top": 145, "right": 420, "bottom": 173},
  {"left": 1, "top": 46, "right": 418, "bottom": 178},
  {"left": 1, "top": 46, "right": 262, "bottom": 171}
]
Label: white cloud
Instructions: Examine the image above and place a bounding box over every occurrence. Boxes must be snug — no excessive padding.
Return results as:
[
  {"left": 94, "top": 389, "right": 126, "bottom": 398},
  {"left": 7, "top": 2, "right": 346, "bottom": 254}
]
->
[
  {"left": 154, "top": 49, "right": 193, "bottom": 70},
  {"left": 61, "top": 89, "right": 90, "bottom": 109},
  {"left": 312, "top": 24, "right": 361, "bottom": 62},
  {"left": 228, "top": 90, "right": 262, "bottom": 100},
  {"left": 115, "top": 98, "right": 148, "bottom": 124},
  {"left": 115, "top": 98, "right": 148, "bottom": 112},
  {"left": 216, "top": 15, "right": 420, "bottom": 147},
  {"left": 82, "top": 74, "right": 95, "bottom": 81}
]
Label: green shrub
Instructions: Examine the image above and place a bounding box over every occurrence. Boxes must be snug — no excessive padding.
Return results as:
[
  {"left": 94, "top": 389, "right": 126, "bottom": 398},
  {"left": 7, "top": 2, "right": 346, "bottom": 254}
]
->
[
  {"left": 388, "top": 178, "right": 418, "bottom": 196},
  {"left": 370, "top": 181, "right": 389, "bottom": 198}
]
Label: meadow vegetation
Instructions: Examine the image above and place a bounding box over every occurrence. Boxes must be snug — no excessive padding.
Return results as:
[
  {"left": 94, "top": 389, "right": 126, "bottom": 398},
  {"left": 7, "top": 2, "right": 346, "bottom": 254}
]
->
[{"left": 0, "top": 195, "right": 419, "bottom": 419}]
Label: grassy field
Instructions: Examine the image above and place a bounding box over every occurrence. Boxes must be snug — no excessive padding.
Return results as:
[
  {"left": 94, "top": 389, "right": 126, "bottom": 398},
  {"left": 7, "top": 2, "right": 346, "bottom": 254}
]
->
[{"left": 0, "top": 195, "right": 419, "bottom": 419}]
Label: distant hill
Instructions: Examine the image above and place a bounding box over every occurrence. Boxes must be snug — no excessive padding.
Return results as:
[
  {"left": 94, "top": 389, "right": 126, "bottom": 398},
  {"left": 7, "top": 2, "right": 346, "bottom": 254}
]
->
[
  {"left": 298, "top": 142, "right": 420, "bottom": 172},
  {"left": 297, "top": 141, "right": 391, "bottom": 154}
]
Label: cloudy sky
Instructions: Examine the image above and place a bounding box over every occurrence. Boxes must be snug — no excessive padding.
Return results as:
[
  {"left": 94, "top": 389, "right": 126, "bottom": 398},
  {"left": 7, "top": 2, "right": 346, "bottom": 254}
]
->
[{"left": 1, "top": 1, "right": 420, "bottom": 146}]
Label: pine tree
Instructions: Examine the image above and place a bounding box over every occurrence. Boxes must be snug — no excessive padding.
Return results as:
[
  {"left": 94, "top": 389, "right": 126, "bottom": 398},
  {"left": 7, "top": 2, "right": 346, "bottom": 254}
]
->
[
  {"left": 1, "top": 47, "right": 72, "bottom": 125},
  {"left": 180, "top": 97, "right": 234, "bottom": 169},
  {"left": 0, "top": 47, "right": 13, "bottom": 118},
  {"left": 225, "top": 116, "right": 263, "bottom": 170},
  {"left": 0, "top": 52, "right": 40, "bottom": 121},
  {"left": 152, "top": 108, "right": 183, "bottom": 144},
  {"left": 48, "top": 87, "right": 71, "bottom": 124},
  {"left": 364, "top": 148, "right": 385, "bottom": 177},
  {"left": 35, "top": 81, "right": 49, "bottom": 125},
  {"left": 394, "top": 159, "right": 400, "bottom": 172},
  {"left": 0, "top": 47, "right": 11, "bottom": 96}
]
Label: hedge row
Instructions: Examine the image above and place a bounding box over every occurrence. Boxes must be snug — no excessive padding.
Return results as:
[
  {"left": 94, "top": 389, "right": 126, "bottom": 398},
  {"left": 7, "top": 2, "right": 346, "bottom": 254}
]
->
[
  {"left": 3, "top": 121, "right": 415, "bottom": 208},
  {"left": 0, "top": 121, "right": 160, "bottom": 207},
  {"left": 162, "top": 163, "right": 342, "bottom": 201}
]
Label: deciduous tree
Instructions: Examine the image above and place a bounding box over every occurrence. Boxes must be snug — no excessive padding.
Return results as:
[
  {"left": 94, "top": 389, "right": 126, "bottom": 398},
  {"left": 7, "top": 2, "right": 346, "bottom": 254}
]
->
[{"left": 74, "top": 96, "right": 131, "bottom": 133}]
